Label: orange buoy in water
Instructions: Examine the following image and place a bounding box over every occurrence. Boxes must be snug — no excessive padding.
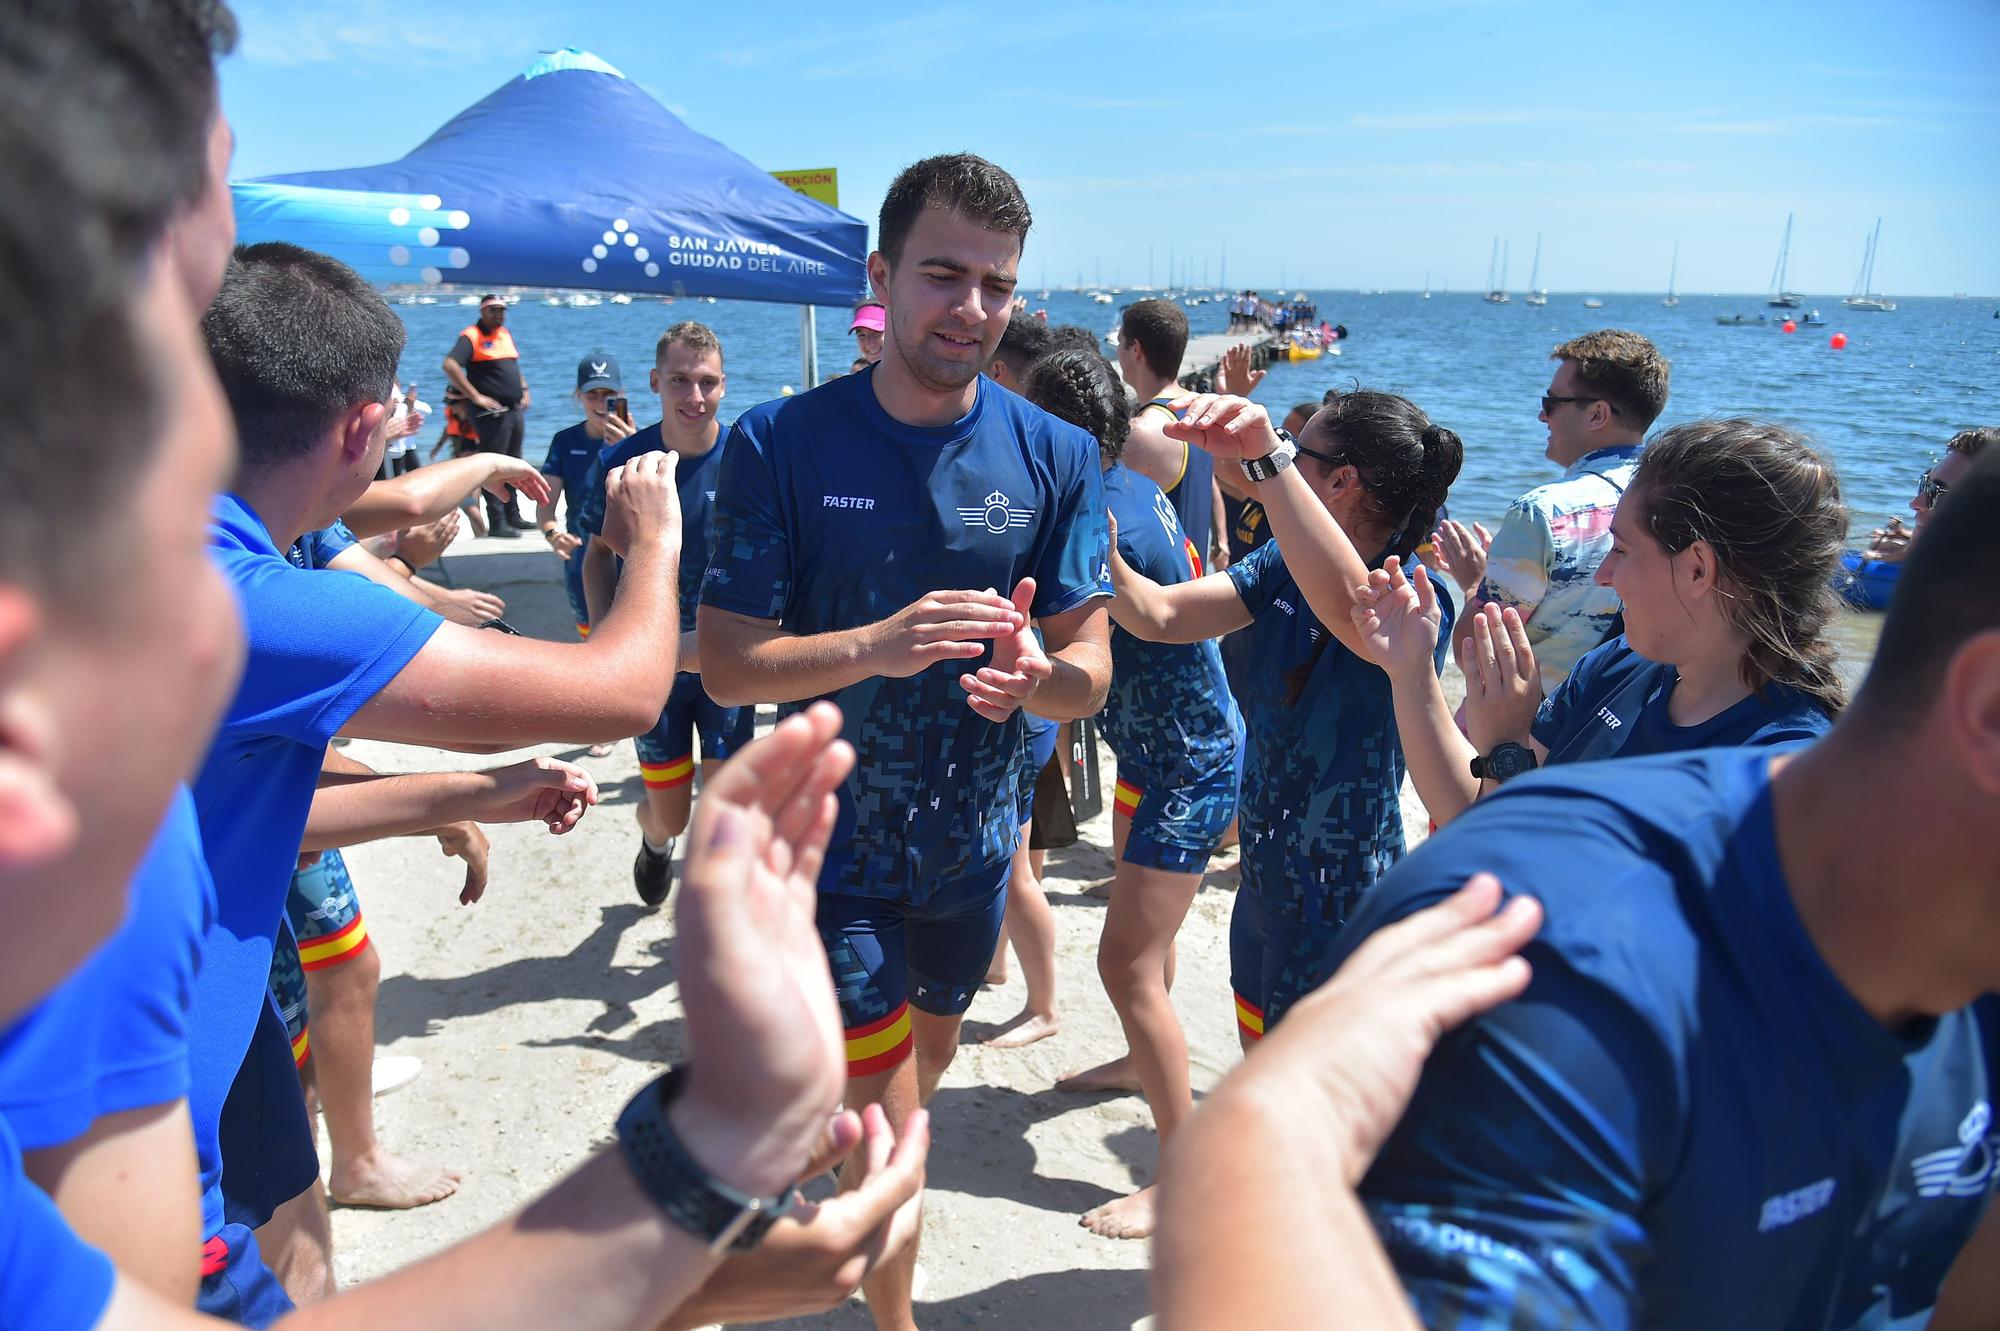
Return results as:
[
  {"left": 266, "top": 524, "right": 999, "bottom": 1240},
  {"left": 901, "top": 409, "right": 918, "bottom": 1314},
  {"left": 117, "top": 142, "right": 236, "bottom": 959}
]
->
[
  {"left": 1782, "top": 320, "right": 1797, "bottom": 333},
  {"left": 1830, "top": 332, "right": 1849, "bottom": 349}
]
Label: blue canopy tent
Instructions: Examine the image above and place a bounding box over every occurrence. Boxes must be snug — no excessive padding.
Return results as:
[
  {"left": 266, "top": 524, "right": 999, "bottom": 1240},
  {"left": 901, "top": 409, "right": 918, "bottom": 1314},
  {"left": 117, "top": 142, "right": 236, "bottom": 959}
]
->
[{"left": 232, "top": 48, "right": 867, "bottom": 383}]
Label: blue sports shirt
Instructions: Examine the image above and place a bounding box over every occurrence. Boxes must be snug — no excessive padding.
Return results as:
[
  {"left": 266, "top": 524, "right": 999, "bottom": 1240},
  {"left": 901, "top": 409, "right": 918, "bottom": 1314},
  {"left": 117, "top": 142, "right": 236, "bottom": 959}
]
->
[
  {"left": 1099, "top": 463, "right": 1241, "bottom": 789},
  {"left": 577, "top": 421, "right": 729, "bottom": 635},
  {"left": 1332, "top": 749, "right": 1997, "bottom": 1330},
  {"left": 703, "top": 371, "right": 1111, "bottom": 901},
  {"left": 1534, "top": 634, "right": 1833, "bottom": 764},
  {"left": 190, "top": 493, "right": 443, "bottom": 1235},
  {"left": 0, "top": 1117, "right": 112, "bottom": 1331},
  {"left": 1226, "top": 539, "right": 1454, "bottom": 925},
  {"left": 540, "top": 420, "right": 611, "bottom": 538},
  {"left": 0, "top": 787, "right": 212, "bottom": 1152},
  {"left": 1138, "top": 395, "right": 1215, "bottom": 570}
]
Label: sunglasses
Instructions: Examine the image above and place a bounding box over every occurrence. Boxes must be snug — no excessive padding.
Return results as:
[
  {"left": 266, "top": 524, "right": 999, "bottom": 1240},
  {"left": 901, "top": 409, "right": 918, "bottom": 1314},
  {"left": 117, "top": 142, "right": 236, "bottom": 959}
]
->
[
  {"left": 1296, "top": 441, "right": 1344, "bottom": 468},
  {"left": 1540, "top": 394, "right": 1603, "bottom": 415},
  {"left": 1917, "top": 468, "right": 1951, "bottom": 506}
]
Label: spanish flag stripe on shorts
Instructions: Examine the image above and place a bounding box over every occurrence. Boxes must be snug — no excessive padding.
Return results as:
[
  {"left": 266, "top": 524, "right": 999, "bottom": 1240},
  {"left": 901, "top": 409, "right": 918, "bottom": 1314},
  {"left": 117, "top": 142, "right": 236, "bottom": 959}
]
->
[
  {"left": 298, "top": 914, "right": 369, "bottom": 972},
  {"left": 640, "top": 756, "right": 695, "bottom": 790},
  {"left": 845, "top": 1002, "right": 914, "bottom": 1078},
  {"left": 1113, "top": 779, "right": 1142, "bottom": 816},
  {"left": 1234, "top": 993, "right": 1266, "bottom": 1041},
  {"left": 1183, "top": 535, "right": 1204, "bottom": 579},
  {"left": 575, "top": 622, "right": 591, "bottom": 639},
  {"left": 290, "top": 1026, "right": 310, "bottom": 1068}
]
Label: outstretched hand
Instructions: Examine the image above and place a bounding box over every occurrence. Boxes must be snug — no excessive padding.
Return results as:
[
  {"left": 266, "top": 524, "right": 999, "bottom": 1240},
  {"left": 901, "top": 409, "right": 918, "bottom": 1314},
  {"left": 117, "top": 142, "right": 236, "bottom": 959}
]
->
[
  {"left": 1428, "top": 519, "right": 1492, "bottom": 599},
  {"left": 431, "top": 820, "right": 491, "bottom": 905},
  {"left": 482, "top": 456, "right": 555, "bottom": 507},
  {"left": 961, "top": 577, "right": 1051, "bottom": 723},
  {"left": 1349, "top": 557, "right": 1444, "bottom": 680},
  {"left": 467, "top": 756, "right": 599, "bottom": 834},
  {"left": 868, "top": 586, "right": 1023, "bottom": 680},
  {"left": 1215, "top": 343, "right": 1267, "bottom": 398},
  {"left": 1163, "top": 393, "right": 1283, "bottom": 463},
  {"left": 669, "top": 703, "right": 857, "bottom": 1198},
  {"left": 1461, "top": 603, "right": 1544, "bottom": 755},
  {"left": 1254, "top": 875, "right": 1542, "bottom": 1186}
]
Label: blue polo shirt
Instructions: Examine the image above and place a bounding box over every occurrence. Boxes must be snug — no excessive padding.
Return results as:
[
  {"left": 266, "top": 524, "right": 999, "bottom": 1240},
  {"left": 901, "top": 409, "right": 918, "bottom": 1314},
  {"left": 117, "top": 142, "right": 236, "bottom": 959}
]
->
[
  {"left": 189, "top": 492, "right": 443, "bottom": 1235},
  {"left": 1226, "top": 539, "right": 1454, "bottom": 925},
  {"left": 1333, "top": 749, "right": 1998, "bottom": 1329},
  {"left": 1099, "top": 463, "right": 1240, "bottom": 789},
  {"left": 1534, "top": 635, "right": 1834, "bottom": 765},
  {"left": 0, "top": 787, "right": 212, "bottom": 1151},
  {"left": 703, "top": 370, "right": 1110, "bottom": 902},
  {"left": 577, "top": 422, "right": 730, "bottom": 636},
  {"left": 540, "top": 420, "right": 611, "bottom": 538},
  {"left": 0, "top": 1117, "right": 112, "bottom": 1331}
]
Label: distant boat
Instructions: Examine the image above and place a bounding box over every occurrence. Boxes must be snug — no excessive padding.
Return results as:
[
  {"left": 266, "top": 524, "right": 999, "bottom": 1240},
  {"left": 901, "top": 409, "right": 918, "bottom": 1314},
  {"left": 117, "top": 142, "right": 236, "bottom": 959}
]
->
[
  {"left": 1422, "top": 270, "right": 1431, "bottom": 299},
  {"left": 1768, "top": 214, "right": 1803, "bottom": 308},
  {"left": 1483, "top": 238, "right": 1511, "bottom": 304},
  {"left": 1582, "top": 297, "right": 1603, "bottom": 309},
  {"left": 458, "top": 294, "right": 481, "bottom": 305},
  {"left": 1843, "top": 219, "right": 1897, "bottom": 312},
  {"left": 1715, "top": 313, "right": 1767, "bottom": 326},
  {"left": 1524, "top": 233, "right": 1548, "bottom": 305},
  {"left": 609, "top": 292, "right": 633, "bottom": 305},
  {"left": 1662, "top": 242, "right": 1681, "bottom": 307}
]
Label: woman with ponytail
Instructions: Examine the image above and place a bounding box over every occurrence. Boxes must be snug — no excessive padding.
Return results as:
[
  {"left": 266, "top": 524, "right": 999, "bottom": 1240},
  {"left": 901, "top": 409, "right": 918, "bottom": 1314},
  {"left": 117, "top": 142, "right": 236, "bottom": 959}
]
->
[
  {"left": 1353, "top": 417, "right": 1845, "bottom": 827},
  {"left": 1020, "top": 350, "right": 1243, "bottom": 1242},
  {"left": 1106, "top": 388, "right": 1463, "bottom": 1049}
]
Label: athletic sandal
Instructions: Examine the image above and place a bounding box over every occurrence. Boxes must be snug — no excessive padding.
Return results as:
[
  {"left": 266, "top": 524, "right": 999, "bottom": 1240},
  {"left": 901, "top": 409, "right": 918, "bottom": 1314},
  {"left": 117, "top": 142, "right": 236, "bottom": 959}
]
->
[
  {"left": 371, "top": 1055, "right": 423, "bottom": 1098},
  {"left": 633, "top": 838, "right": 676, "bottom": 907}
]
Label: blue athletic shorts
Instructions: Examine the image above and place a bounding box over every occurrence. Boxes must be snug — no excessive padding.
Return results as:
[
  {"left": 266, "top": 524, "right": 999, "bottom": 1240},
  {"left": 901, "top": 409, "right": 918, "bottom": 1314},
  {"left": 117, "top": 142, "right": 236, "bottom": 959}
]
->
[
  {"left": 216, "top": 992, "right": 319, "bottom": 1236},
  {"left": 1111, "top": 761, "right": 1240, "bottom": 873},
  {"left": 197, "top": 1222, "right": 296, "bottom": 1327},
  {"left": 287, "top": 849, "right": 368, "bottom": 974},
  {"left": 1018, "top": 715, "right": 1059, "bottom": 821},
  {"left": 1227, "top": 884, "right": 1343, "bottom": 1043},
  {"left": 818, "top": 864, "right": 1010, "bottom": 1077},
  {"left": 561, "top": 543, "right": 591, "bottom": 637},
  {"left": 266, "top": 921, "right": 308, "bottom": 1068},
  {"left": 635, "top": 673, "right": 755, "bottom": 791}
]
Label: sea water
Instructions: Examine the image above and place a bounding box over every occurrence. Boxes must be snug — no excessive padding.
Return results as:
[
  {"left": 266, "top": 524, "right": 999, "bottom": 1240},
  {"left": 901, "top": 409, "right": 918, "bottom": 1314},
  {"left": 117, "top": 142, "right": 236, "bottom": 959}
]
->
[{"left": 392, "top": 289, "right": 1999, "bottom": 541}]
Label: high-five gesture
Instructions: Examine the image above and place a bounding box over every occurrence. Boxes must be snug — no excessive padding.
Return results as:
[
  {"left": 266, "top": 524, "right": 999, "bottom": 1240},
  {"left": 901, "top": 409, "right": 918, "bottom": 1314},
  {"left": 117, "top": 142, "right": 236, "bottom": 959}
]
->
[
  {"left": 1350, "top": 557, "right": 1446, "bottom": 681},
  {"left": 865, "top": 587, "right": 1024, "bottom": 680},
  {"left": 1215, "top": 343, "right": 1267, "bottom": 398},
  {"left": 960, "top": 577, "right": 1052, "bottom": 723},
  {"left": 1461, "top": 603, "right": 1545, "bottom": 755},
  {"left": 1164, "top": 392, "right": 1284, "bottom": 463}
]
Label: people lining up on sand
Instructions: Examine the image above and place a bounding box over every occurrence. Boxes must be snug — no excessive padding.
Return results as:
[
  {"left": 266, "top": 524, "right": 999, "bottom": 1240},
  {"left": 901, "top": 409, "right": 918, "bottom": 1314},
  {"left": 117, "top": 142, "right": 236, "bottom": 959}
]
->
[{"left": 3, "top": 4, "right": 1998, "bottom": 1331}]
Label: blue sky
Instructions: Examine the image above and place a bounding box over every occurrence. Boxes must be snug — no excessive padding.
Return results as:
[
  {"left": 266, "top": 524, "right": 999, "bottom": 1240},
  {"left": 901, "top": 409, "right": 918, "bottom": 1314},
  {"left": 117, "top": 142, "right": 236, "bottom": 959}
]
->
[{"left": 219, "top": 0, "right": 1999, "bottom": 295}]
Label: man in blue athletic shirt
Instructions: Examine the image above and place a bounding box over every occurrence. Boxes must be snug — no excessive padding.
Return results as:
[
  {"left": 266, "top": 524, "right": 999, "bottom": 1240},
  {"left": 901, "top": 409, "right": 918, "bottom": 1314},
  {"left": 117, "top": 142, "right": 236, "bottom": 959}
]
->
[
  {"left": 700, "top": 153, "right": 1112, "bottom": 1331},
  {"left": 580, "top": 322, "right": 754, "bottom": 907},
  {"left": 1154, "top": 452, "right": 2000, "bottom": 1330},
  {"left": 1117, "top": 298, "right": 1225, "bottom": 572},
  {"left": 536, "top": 351, "right": 635, "bottom": 638}
]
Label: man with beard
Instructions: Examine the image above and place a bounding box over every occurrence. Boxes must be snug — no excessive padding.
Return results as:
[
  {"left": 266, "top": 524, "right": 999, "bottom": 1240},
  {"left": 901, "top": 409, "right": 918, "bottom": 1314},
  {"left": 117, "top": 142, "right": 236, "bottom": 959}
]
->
[{"left": 699, "top": 154, "right": 1112, "bottom": 1331}]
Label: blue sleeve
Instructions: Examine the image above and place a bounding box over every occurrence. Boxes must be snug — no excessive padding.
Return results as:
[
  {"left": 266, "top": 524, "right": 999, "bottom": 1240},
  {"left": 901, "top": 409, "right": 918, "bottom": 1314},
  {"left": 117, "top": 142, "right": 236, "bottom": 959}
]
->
[
  {"left": 1533, "top": 636, "right": 1611, "bottom": 749},
  {"left": 0, "top": 1123, "right": 114, "bottom": 1331},
  {"left": 228, "top": 560, "right": 444, "bottom": 747},
  {"left": 538, "top": 429, "right": 566, "bottom": 477},
  {"left": 1031, "top": 438, "right": 1112, "bottom": 618},
  {"left": 305, "top": 519, "right": 358, "bottom": 570},
  {"left": 575, "top": 442, "right": 619, "bottom": 539},
  {"left": 1226, "top": 539, "right": 1284, "bottom": 616},
  {"left": 701, "top": 418, "right": 793, "bottom": 622}
]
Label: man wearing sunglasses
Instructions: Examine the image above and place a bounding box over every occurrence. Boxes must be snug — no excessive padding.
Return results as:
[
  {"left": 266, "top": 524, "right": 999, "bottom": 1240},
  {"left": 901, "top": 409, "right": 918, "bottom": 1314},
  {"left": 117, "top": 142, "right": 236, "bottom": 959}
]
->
[
  {"left": 1440, "top": 330, "right": 1668, "bottom": 692},
  {"left": 1862, "top": 427, "right": 1994, "bottom": 563}
]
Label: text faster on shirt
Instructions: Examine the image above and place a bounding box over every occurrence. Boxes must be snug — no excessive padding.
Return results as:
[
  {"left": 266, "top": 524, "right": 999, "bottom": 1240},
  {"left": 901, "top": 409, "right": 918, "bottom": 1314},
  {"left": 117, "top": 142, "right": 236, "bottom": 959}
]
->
[{"left": 703, "top": 371, "right": 1111, "bottom": 904}]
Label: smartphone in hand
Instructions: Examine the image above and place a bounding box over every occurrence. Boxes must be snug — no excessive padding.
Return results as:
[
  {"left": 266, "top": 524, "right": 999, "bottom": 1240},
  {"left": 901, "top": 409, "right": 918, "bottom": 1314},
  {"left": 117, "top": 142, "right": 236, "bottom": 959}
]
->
[{"left": 608, "top": 396, "right": 629, "bottom": 423}]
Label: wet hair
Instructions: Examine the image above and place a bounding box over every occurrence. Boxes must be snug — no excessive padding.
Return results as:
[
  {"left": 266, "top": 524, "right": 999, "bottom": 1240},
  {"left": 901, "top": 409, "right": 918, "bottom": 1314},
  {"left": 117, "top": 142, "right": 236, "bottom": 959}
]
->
[
  {"left": 1550, "top": 329, "right": 1670, "bottom": 430},
  {"left": 993, "top": 315, "right": 1052, "bottom": 377},
  {"left": 878, "top": 153, "right": 1031, "bottom": 266},
  {"left": 1946, "top": 427, "right": 1997, "bottom": 458},
  {"left": 1851, "top": 448, "right": 2000, "bottom": 733},
  {"left": 657, "top": 320, "right": 723, "bottom": 367},
  {"left": 0, "top": 0, "right": 230, "bottom": 593},
  {"left": 1301, "top": 389, "right": 1463, "bottom": 566},
  {"left": 204, "top": 242, "right": 407, "bottom": 471},
  {"left": 1119, "top": 299, "right": 1188, "bottom": 380},
  {"left": 1023, "top": 350, "right": 1130, "bottom": 464},
  {"left": 1628, "top": 418, "right": 1847, "bottom": 715}
]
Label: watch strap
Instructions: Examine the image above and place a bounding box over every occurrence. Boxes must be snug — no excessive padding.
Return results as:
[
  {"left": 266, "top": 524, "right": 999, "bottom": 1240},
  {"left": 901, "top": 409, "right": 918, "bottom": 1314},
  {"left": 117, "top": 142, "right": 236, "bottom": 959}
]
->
[
  {"left": 615, "top": 1067, "right": 797, "bottom": 1253},
  {"left": 1239, "top": 427, "right": 1298, "bottom": 484}
]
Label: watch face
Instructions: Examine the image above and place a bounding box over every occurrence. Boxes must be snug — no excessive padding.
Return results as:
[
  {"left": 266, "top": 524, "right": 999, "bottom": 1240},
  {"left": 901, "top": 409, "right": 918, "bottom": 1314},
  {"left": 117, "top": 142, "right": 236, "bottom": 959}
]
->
[{"left": 1490, "top": 743, "right": 1537, "bottom": 780}]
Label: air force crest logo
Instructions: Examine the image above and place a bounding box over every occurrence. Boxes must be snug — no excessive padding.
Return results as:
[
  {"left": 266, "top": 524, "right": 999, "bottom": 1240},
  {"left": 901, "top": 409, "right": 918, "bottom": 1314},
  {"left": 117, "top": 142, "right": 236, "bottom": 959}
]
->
[
  {"left": 1911, "top": 1101, "right": 1999, "bottom": 1199},
  {"left": 959, "top": 489, "right": 1035, "bottom": 535}
]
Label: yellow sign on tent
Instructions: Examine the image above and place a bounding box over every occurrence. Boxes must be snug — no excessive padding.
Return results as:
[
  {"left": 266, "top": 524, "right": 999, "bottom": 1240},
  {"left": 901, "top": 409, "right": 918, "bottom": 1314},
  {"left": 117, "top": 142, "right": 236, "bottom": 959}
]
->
[{"left": 772, "top": 168, "right": 839, "bottom": 209}]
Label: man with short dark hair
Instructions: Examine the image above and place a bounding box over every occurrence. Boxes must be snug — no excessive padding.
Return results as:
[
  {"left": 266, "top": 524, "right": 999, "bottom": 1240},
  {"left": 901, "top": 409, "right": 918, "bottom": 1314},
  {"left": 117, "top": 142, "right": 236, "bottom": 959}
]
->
[
  {"left": 442, "top": 295, "right": 536, "bottom": 535},
  {"left": 1117, "top": 298, "right": 1226, "bottom": 572},
  {"left": 985, "top": 312, "right": 1051, "bottom": 393},
  {"left": 1448, "top": 329, "right": 1669, "bottom": 690},
  {"left": 700, "top": 151, "right": 1112, "bottom": 1331}
]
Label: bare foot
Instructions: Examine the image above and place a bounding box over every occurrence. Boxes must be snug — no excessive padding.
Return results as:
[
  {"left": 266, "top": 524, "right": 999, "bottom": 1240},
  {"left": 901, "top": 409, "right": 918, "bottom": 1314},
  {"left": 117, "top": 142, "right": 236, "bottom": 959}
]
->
[
  {"left": 980, "top": 1010, "right": 1060, "bottom": 1049},
  {"left": 330, "top": 1149, "right": 462, "bottom": 1210},
  {"left": 587, "top": 742, "right": 615, "bottom": 758},
  {"left": 1055, "top": 1054, "right": 1142, "bottom": 1095},
  {"left": 1081, "top": 1185, "right": 1157, "bottom": 1240}
]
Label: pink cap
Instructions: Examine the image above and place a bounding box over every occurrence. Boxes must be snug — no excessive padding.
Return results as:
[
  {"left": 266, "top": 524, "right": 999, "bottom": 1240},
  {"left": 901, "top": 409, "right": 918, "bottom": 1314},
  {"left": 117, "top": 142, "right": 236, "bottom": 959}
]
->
[{"left": 849, "top": 303, "right": 887, "bottom": 333}]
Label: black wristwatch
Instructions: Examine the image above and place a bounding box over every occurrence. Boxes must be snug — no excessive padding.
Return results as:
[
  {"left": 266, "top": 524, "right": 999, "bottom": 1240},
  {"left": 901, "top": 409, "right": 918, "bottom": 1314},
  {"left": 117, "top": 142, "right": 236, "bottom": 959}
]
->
[
  {"left": 615, "top": 1067, "right": 798, "bottom": 1253},
  {"left": 1469, "top": 741, "right": 1539, "bottom": 785},
  {"left": 1240, "top": 427, "right": 1299, "bottom": 484}
]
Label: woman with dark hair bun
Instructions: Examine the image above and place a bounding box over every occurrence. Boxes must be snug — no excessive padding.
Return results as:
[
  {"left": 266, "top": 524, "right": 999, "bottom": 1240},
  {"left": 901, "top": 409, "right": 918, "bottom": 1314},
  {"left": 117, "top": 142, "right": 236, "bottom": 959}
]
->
[
  {"left": 1355, "top": 416, "right": 1845, "bottom": 827},
  {"left": 1107, "top": 388, "right": 1462, "bottom": 1051},
  {"left": 1021, "top": 350, "right": 1243, "bottom": 1242}
]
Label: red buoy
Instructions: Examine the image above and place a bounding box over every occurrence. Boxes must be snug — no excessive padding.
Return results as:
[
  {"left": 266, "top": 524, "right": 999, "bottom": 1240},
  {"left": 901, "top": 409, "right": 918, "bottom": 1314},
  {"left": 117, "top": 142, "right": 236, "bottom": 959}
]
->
[
  {"left": 1782, "top": 320, "right": 1797, "bottom": 333},
  {"left": 1830, "top": 332, "right": 1849, "bottom": 349}
]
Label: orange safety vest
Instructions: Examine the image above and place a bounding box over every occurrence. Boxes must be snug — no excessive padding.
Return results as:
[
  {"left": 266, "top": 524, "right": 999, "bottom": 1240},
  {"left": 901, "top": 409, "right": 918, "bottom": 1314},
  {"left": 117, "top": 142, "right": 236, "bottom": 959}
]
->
[{"left": 458, "top": 323, "right": 519, "bottom": 363}]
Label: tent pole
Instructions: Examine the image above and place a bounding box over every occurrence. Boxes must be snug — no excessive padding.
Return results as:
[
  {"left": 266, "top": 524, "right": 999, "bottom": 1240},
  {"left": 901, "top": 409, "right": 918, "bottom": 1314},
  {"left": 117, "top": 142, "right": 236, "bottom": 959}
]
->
[{"left": 799, "top": 306, "right": 819, "bottom": 390}]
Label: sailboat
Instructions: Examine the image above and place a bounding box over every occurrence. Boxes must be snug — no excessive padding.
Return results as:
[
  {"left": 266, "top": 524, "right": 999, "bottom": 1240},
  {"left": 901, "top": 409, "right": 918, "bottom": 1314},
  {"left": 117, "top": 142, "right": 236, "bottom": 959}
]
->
[
  {"left": 1524, "top": 233, "right": 1548, "bottom": 305},
  {"left": 1422, "top": 270, "right": 1431, "bottom": 299},
  {"left": 1767, "top": 214, "right": 1803, "bottom": 308},
  {"left": 1843, "top": 219, "right": 1897, "bottom": 312},
  {"left": 1662, "top": 241, "right": 1681, "bottom": 307},
  {"left": 1483, "top": 238, "right": 1510, "bottom": 304}
]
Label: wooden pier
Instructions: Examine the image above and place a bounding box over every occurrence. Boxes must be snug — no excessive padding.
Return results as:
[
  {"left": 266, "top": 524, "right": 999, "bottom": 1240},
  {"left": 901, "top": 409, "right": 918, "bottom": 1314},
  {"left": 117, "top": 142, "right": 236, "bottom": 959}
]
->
[{"left": 1106, "top": 327, "right": 1281, "bottom": 392}]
